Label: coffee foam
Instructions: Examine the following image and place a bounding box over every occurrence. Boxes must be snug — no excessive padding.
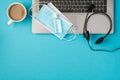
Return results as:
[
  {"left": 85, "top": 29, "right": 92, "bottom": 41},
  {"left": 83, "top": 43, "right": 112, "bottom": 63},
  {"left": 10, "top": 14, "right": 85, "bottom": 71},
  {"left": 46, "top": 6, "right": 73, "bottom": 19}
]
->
[{"left": 9, "top": 4, "right": 25, "bottom": 21}]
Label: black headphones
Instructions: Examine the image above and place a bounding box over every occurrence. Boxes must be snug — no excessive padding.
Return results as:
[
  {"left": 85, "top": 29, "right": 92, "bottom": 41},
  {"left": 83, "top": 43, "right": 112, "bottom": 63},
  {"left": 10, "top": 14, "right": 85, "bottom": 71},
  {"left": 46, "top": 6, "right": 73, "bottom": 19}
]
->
[
  {"left": 83, "top": 4, "right": 112, "bottom": 44},
  {"left": 82, "top": 4, "right": 120, "bottom": 52}
]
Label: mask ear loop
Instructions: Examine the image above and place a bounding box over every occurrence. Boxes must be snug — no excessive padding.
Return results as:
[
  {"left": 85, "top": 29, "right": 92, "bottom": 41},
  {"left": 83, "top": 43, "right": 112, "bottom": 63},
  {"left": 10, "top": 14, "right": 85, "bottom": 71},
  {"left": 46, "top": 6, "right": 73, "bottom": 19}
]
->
[
  {"left": 28, "top": 2, "right": 48, "bottom": 18},
  {"left": 63, "top": 26, "right": 78, "bottom": 41}
]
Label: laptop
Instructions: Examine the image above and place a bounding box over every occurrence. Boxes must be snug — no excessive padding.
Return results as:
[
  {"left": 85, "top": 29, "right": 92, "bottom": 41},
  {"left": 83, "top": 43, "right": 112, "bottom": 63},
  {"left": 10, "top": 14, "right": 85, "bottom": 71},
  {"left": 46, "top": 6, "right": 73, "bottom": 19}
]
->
[{"left": 32, "top": 0, "right": 114, "bottom": 34}]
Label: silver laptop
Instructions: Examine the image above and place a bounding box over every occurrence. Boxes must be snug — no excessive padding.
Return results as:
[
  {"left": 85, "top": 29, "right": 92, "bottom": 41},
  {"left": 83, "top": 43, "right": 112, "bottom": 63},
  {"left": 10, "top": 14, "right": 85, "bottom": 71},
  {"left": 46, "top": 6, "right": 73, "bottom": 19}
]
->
[{"left": 32, "top": 0, "right": 114, "bottom": 34}]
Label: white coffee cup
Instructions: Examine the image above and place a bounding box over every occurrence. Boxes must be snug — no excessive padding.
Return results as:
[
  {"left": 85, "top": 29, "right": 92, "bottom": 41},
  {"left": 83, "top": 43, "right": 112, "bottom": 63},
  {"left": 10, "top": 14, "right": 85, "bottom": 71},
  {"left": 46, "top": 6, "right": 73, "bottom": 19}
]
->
[{"left": 7, "top": 2, "right": 27, "bottom": 25}]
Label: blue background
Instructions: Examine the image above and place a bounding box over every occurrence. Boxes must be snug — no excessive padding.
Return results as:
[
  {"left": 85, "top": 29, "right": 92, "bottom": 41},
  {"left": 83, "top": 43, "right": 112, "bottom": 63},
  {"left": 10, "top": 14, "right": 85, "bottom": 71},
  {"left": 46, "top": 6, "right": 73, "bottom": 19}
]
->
[{"left": 0, "top": 0, "right": 120, "bottom": 80}]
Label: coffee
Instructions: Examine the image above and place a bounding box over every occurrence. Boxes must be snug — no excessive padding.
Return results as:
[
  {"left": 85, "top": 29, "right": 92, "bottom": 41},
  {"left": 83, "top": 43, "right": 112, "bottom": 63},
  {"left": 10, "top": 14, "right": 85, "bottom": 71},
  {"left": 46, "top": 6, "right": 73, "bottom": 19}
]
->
[{"left": 8, "top": 4, "right": 25, "bottom": 21}]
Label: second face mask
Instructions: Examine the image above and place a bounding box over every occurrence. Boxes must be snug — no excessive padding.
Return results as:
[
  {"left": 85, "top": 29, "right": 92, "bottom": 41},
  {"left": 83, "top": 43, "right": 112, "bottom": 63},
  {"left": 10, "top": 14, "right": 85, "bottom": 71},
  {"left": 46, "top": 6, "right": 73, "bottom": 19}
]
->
[{"left": 34, "top": 2, "right": 76, "bottom": 41}]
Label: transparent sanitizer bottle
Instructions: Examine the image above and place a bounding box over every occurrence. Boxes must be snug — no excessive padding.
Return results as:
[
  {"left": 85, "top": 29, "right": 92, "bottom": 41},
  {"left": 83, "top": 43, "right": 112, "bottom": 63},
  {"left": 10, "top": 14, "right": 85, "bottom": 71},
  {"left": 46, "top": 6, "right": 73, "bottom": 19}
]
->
[{"left": 53, "top": 14, "right": 62, "bottom": 34}]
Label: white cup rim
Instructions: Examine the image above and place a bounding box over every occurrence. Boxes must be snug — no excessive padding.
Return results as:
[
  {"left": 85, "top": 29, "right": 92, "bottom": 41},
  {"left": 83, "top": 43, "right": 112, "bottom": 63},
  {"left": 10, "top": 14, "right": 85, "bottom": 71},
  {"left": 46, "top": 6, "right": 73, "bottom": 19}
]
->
[{"left": 7, "top": 2, "right": 27, "bottom": 22}]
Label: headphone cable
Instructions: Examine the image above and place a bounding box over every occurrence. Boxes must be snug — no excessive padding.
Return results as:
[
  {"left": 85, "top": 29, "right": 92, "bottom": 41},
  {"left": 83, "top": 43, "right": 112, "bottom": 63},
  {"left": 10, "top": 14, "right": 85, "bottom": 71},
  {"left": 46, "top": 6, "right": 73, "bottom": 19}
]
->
[{"left": 88, "top": 40, "right": 120, "bottom": 52}]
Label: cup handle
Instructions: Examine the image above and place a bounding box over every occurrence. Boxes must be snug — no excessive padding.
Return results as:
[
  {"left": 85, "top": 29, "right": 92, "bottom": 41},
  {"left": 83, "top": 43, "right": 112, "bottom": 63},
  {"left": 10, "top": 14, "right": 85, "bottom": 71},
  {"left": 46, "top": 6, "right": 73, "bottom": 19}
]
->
[{"left": 8, "top": 19, "right": 14, "bottom": 25}]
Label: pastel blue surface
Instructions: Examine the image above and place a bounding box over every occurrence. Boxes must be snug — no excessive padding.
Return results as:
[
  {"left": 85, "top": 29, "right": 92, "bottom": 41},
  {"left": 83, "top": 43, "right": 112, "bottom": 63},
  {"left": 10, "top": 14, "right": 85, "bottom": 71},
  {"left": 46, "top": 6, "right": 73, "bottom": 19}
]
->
[{"left": 0, "top": 0, "right": 120, "bottom": 80}]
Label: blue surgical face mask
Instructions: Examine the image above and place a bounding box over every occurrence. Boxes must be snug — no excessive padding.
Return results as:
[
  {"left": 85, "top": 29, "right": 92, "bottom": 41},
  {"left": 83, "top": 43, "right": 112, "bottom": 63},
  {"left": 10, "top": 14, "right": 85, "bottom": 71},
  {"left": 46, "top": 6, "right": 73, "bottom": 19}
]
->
[{"left": 34, "top": 3, "right": 76, "bottom": 41}]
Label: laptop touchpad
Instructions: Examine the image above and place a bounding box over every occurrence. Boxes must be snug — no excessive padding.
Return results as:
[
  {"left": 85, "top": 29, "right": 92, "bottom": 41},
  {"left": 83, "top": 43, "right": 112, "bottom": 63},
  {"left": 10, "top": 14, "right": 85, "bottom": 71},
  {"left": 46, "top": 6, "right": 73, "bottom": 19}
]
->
[{"left": 64, "top": 13, "right": 112, "bottom": 34}]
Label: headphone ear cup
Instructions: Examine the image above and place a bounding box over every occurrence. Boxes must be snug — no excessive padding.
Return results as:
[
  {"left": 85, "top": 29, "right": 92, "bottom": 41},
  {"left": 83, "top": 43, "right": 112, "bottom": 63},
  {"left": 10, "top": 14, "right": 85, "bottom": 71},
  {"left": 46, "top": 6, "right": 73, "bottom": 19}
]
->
[
  {"left": 95, "top": 37, "right": 104, "bottom": 44},
  {"left": 84, "top": 30, "right": 90, "bottom": 41},
  {"left": 88, "top": 4, "right": 95, "bottom": 12}
]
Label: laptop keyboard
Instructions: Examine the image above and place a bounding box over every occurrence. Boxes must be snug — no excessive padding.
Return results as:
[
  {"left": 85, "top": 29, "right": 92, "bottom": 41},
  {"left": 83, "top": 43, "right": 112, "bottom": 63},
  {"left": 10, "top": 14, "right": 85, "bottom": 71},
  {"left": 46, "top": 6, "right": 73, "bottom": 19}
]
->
[{"left": 39, "top": 0, "right": 107, "bottom": 13}]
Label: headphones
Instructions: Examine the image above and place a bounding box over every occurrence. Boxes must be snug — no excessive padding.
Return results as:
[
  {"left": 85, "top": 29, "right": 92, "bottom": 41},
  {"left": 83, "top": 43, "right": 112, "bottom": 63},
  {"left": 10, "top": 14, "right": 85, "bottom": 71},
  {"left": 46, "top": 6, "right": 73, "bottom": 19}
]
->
[
  {"left": 82, "top": 4, "right": 120, "bottom": 52},
  {"left": 83, "top": 4, "right": 112, "bottom": 44}
]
